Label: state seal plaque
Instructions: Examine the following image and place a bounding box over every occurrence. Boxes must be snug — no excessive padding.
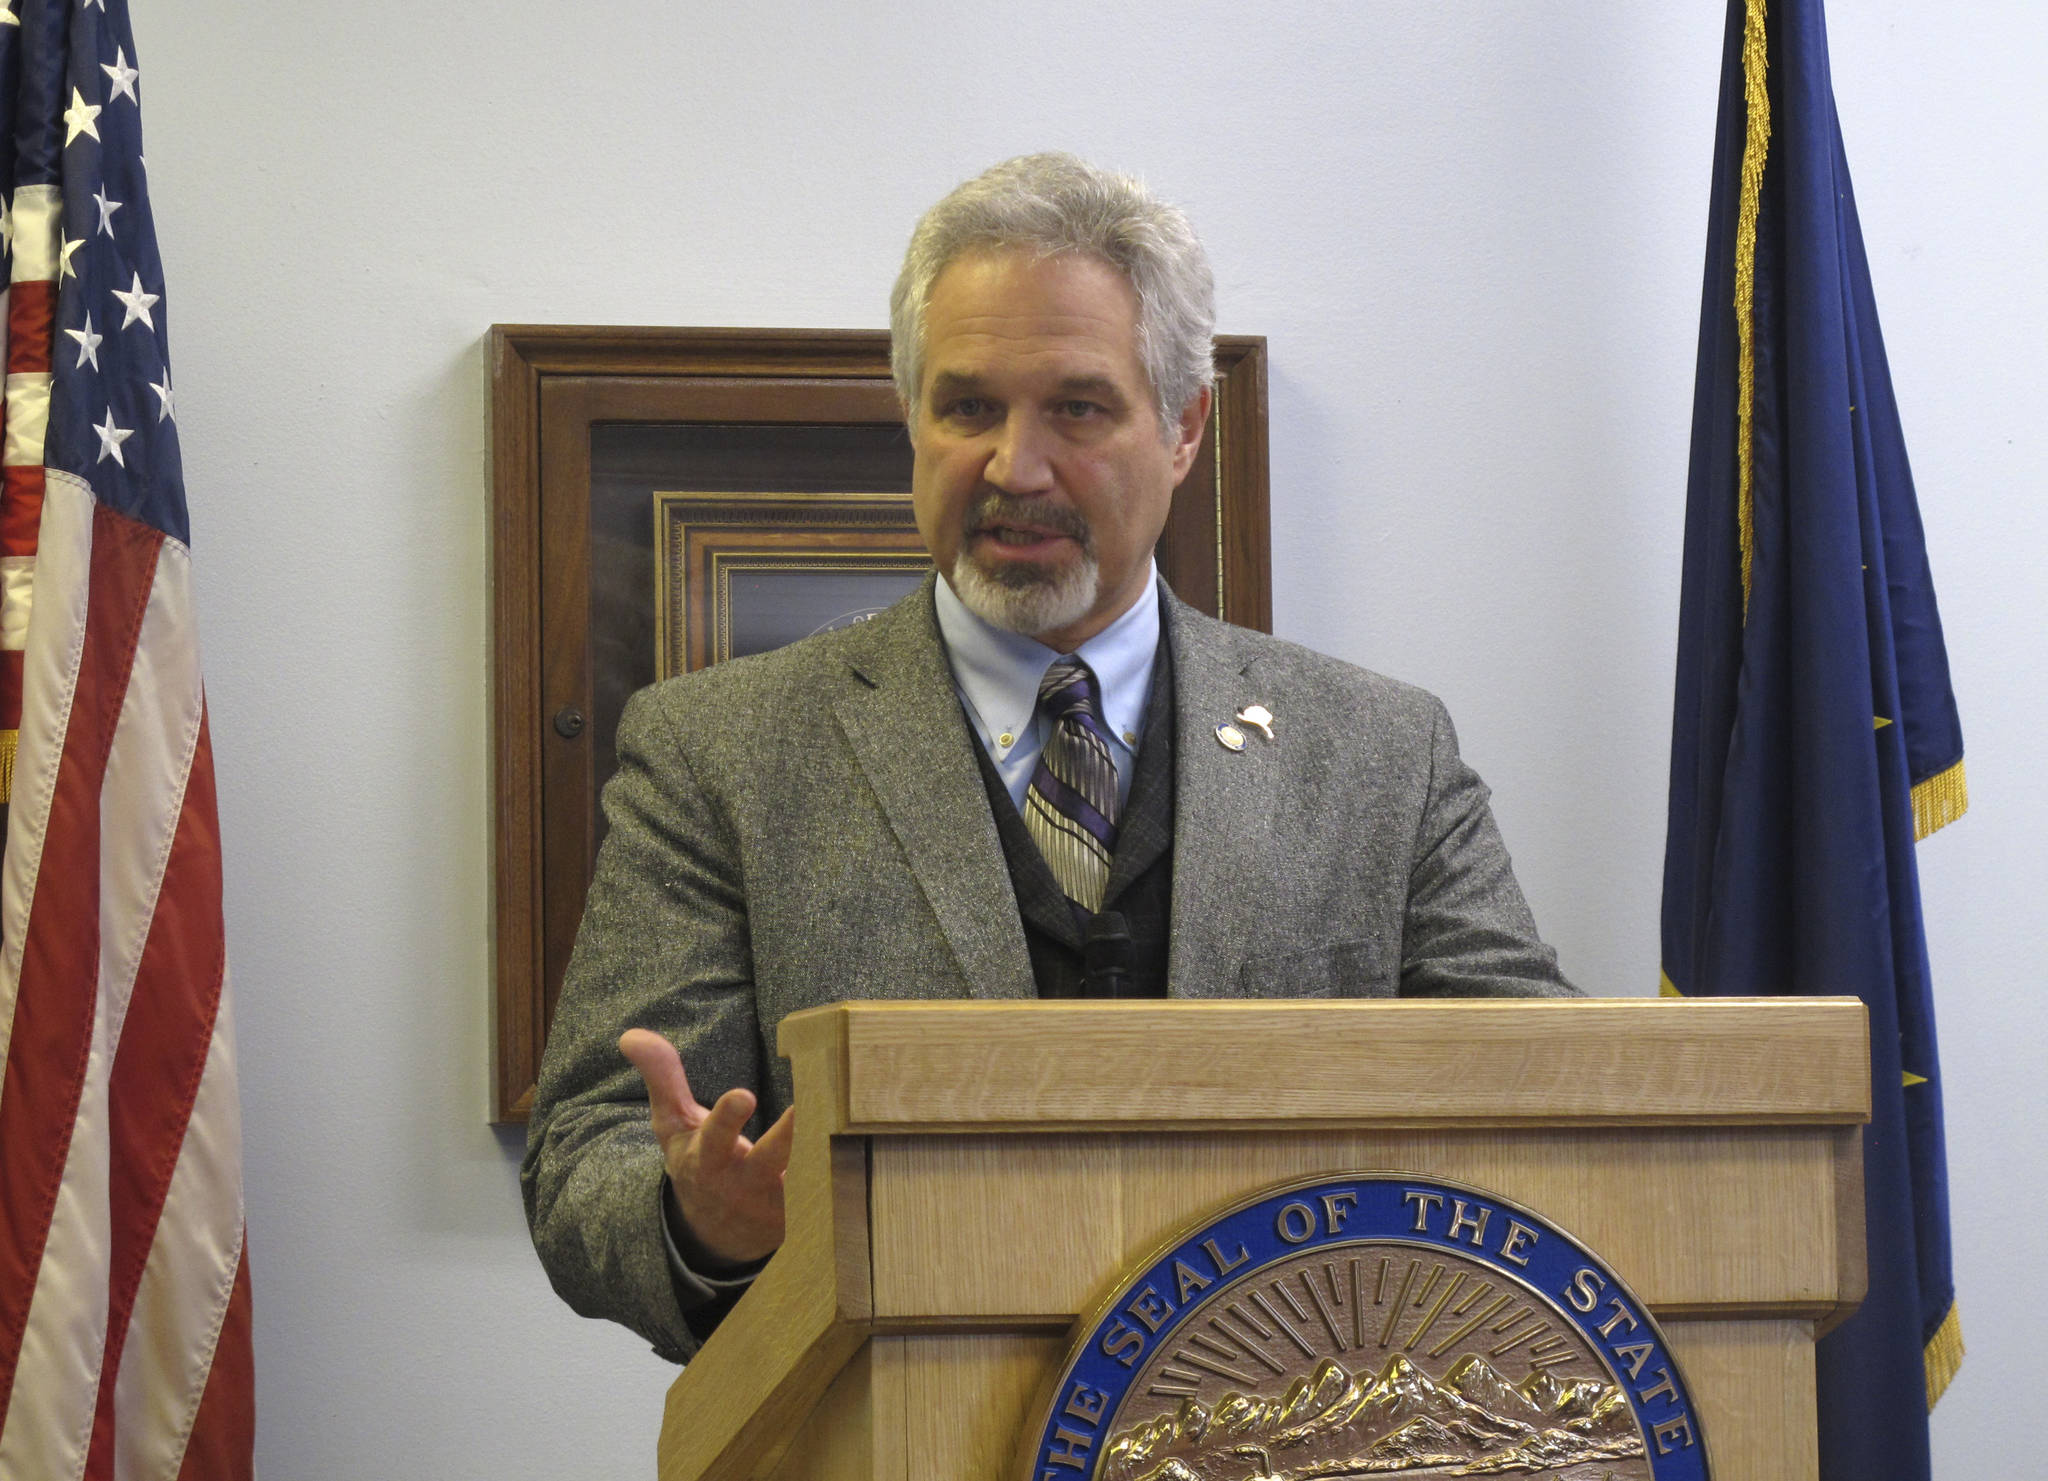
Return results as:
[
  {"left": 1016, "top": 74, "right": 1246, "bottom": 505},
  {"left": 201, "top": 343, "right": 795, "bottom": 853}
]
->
[{"left": 1020, "top": 1175, "right": 1708, "bottom": 1481}]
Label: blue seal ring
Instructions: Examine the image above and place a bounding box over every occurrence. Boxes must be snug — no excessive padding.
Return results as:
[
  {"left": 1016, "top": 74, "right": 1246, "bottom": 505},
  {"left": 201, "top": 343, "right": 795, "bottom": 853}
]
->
[{"left": 1021, "top": 1173, "right": 1709, "bottom": 1480}]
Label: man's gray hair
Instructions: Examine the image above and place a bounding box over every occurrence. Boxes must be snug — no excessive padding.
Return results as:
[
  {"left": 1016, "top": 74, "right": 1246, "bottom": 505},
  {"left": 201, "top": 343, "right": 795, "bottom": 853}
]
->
[{"left": 889, "top": 153, "right": 1215, "bottom": 439}]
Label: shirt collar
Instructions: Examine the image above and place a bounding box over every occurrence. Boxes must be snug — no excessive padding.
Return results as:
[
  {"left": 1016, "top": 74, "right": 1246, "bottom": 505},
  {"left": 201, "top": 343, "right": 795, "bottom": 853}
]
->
[{"left": 933, "top": 564, "right": 1161, "bottom": 753}]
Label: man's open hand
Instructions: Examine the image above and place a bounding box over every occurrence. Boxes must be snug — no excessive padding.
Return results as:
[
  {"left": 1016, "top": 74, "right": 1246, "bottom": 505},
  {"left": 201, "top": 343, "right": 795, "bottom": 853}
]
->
[{"left": 618, "top": 1029, "right": 793, "bottom": 1265}]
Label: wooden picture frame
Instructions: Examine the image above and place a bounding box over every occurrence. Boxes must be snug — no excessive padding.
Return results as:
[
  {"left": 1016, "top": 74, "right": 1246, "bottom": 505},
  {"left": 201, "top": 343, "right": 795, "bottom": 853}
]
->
[
  {"left": 488, "top": 325, "right": 1269, "bottom": 1122},
  {"left": 652, "top": 492, "right": 932, "bottom": 676}
]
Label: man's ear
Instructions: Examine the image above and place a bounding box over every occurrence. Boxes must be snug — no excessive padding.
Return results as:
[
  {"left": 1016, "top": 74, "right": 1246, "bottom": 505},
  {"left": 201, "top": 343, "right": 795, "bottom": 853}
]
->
[{"left": 1167, "top": 385, "right": 1213, "bottom": 482}]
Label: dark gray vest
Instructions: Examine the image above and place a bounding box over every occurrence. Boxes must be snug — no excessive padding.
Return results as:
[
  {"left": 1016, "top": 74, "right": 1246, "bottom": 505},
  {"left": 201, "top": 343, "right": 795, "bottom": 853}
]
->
[{"left": 970, "top": 647, "right": 1174, "bottom": 998}]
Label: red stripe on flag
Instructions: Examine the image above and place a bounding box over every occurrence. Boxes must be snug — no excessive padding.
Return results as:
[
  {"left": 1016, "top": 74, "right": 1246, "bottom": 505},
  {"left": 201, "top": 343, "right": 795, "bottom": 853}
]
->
[
  {"left": 0, "top": 466, "right": 44, "bottom": 551},
  {"left": 82, "top": 706, "right": 226, "bottom": 1481},
  {"left": 4, "top": 279, "right": 53, "bottom": 377},
  {"left": 174, "top": 1236, "right": 253, "bottom": 1481},
  {"left": 0, "top": 651, "right": 20, "bottom": 732},
  {"left": 0, "top": 501, "right": 164, "bottom": 1429}
]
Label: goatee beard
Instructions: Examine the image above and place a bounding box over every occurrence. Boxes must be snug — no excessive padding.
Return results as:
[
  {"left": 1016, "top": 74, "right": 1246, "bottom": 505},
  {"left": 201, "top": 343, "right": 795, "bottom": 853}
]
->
[
  {"left": 952, "top": 551, "right": 1100, "bottom": 639},
  {"left": 951, "top": 493, "right": 1099, "bottom": 640}
]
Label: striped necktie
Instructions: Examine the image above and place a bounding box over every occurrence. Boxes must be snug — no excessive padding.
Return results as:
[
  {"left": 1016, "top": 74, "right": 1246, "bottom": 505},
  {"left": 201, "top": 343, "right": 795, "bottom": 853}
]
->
[{"left": 1024, "top": 658, "right": 1121, "bottom": 914}]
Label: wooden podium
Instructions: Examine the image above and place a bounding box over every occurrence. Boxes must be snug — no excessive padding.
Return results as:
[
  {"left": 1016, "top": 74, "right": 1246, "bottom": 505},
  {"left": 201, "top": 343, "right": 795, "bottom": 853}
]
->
[{"left": 656, "top": 998, "right": 1868, "bottom": 1480}]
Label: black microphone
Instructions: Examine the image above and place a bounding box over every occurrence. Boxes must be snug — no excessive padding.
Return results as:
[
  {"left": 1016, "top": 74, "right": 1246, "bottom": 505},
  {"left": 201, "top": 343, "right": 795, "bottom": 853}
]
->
[{"left": 1081, "top": 910, "right": 1135, "bottom": 998}]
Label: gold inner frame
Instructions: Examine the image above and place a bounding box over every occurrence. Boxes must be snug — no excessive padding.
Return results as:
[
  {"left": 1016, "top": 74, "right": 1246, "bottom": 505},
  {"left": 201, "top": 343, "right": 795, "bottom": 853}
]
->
[{"left": 654, "top": 488, "right": 930, "bottom": 680}]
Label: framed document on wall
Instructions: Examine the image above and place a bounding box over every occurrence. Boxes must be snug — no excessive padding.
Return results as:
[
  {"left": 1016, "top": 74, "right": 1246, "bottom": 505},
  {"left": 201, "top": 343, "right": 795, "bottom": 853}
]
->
[
  {"left": 651, "top": 491, "right": 931, "bottom": 677},
  {"left": 488, "top": 325, "right": 1269, "bottom": 1121}
]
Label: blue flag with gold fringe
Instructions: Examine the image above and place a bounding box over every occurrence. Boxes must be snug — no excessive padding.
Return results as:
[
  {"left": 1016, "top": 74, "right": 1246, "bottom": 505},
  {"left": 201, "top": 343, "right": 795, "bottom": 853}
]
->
[{"left": 1660, "top": 0, "right": 1964, "bottom": 1474}]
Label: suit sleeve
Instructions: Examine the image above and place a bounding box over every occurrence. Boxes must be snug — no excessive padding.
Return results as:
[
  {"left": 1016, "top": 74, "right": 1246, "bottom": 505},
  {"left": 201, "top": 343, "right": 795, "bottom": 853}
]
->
[
  {"left": 1399, "top": 697, "right": 1578, "bottom": 998},
  {"left": 520, "top": 685, "right": 772, "bottom": 1363}
]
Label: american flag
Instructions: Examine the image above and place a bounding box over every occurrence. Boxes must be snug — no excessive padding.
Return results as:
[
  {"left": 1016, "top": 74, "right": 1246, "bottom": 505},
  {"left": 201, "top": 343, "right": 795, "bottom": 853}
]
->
[{"left": 0, "top": 2, "right": 253, "bottom": 1477}]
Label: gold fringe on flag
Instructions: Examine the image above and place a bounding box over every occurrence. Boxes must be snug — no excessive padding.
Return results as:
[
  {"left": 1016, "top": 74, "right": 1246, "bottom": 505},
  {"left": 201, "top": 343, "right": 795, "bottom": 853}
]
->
[
  {"left": 1924, "top": 1301, "right": 1964, "bottom": 1408},
  {"left": 1911, "top": 758, "right": 1968, "bottom": 841},
  {"left": 0, "top": 727, "right": 15, "bottom": 805},
  {"left": 1658, "top": 970, "right": 1682, "bottom": 998},
  {"left": 1734, "top": 0, "right": 1773, "bottom": 619}
]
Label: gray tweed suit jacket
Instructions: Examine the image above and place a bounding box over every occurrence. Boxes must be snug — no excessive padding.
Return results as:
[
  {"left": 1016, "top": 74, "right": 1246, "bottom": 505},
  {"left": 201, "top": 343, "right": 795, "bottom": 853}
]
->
[{"left": 521, "top": 577, "right": 1571, "bottom": 1360}]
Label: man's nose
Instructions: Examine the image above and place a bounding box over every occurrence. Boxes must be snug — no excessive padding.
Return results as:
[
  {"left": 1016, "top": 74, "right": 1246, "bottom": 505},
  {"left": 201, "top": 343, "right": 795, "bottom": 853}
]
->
[{"left": 984, "top": 413, "right": 1056, "bottom": 494}]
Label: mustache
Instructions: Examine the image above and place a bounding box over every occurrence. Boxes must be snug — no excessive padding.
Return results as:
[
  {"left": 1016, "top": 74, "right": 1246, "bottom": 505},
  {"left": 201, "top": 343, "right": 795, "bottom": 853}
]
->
[{"left": 965, "top": 493, "right": 1093, "bottom": 551}]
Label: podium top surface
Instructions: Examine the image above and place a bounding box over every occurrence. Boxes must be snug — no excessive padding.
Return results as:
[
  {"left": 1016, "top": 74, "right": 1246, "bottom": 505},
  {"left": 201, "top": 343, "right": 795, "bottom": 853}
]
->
[{"left": 777, "top": 996, "right": 1869, "bottom": 1134}]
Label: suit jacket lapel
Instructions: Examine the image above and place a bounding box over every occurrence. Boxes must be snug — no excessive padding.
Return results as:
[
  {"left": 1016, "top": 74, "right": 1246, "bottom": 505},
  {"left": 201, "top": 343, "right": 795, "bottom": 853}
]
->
[
  {"left": 1163, "top": 592, "right": 1282, "bottom": 998},
  {"left": 831, "top": 580, "right": 1035, "bottom": 1001}
]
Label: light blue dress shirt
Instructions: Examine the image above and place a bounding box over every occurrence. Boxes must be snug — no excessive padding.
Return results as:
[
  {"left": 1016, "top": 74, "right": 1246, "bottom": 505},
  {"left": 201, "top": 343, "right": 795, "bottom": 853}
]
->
[{"left": 932, "top": 565, "right": 1160, "bottom": 812}]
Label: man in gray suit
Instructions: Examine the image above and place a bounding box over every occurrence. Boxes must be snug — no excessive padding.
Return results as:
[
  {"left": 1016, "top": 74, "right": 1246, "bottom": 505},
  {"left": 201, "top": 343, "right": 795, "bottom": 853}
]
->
[{"left": 523, "top": 154, "right": 1573, "bottom": 1363}]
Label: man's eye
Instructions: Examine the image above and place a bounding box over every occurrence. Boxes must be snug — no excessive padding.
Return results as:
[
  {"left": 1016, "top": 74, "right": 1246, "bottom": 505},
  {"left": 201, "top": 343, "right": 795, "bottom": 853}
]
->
[
  {"left": 943, "top": 397, "right": 992, "bottom": 420},
  {"left": 1056, "top": 400, "right": 1102, "bottom": 419}
]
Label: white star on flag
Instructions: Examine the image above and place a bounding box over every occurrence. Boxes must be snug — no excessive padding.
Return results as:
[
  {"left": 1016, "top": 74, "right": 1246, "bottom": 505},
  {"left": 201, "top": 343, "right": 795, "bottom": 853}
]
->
[
  {"left": 112, "top": 271, "right": 158, "bottom": 330},
  {"left": 62, "top": 86, "right": 100, "bottom": 146},
  {"left": 64, "top": 311, "right": 103, "bottom": 371},
  {"left": 58, "top": 231, "right": 82, "bottom": 281},
  {"left": 93, "top": 407, "right": 132, "bottom": 465},
  {"left": 0, "top": 3, "right": 18, "bottom": 28},
  {"left": 150, "top": 373, "right": 175, "bottom": 423},
  {"left": 93, "top": 186, "right": 122, "bottom": 237},
  {"left": 102, "top": 45, "right": 140, "bottom": 104}
]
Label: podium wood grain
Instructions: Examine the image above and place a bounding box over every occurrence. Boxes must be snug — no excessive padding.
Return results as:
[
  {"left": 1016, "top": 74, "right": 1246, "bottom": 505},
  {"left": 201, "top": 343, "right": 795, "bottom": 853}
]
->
[
  {"left": 838, "top": 998, "right": 1868, "bottom": 1129},
  {"left": 655, "top": 999, "right": 1867, "bottom": 1480},
  {"left": 1664, "top": 1319, "right": 1819, "bottom": 1481},
  {"left": 868, "top": 1126, "right": 1844, "bottom": 1319}
]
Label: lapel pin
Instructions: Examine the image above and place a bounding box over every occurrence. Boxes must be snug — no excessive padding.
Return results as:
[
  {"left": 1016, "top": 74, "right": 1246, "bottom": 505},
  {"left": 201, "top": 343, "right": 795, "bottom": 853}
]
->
[
  {"left": 1236, "top": 704, "right": 1275, "bottom": 741},
  {"left": 1215, "top": 722, "right": 1247, "bottom": 752}
]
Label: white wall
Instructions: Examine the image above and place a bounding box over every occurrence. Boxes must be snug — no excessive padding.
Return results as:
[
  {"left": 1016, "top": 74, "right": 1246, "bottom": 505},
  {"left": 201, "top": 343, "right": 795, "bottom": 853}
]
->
[{"left": 130, "top": 1, "right": 2044, "bottom": 1474}]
